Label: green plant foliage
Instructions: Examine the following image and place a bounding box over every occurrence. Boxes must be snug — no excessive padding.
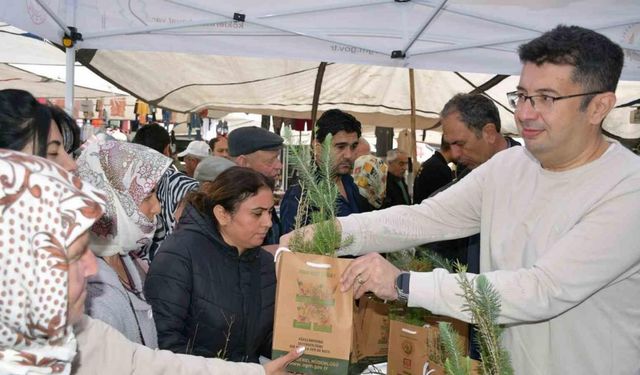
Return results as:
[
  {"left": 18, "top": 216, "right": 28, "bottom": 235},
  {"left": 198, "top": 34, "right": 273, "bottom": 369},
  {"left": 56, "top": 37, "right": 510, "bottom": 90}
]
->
[
  {"left": 456, "top": 270, "right": 513, "bottom": 375},
  {"left": 388, "top": 251, "right": 434, "bottom": 273},
  {"left": 415, "top": 246, "right": 454, "bottom": 272},
  {"left": 388, "top": 304, "right": 432, "bottom": 327},
  {"left": 441, "top": 262, "right": 513, "bottom": 375},
  {"left": 439, "top": 322, "right": 472, "bottom": 375}
]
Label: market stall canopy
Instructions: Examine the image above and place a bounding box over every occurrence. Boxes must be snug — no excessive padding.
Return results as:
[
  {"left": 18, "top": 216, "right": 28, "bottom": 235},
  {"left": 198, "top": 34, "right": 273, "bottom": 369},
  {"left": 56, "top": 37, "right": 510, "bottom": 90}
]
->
[
  {"left": 0, "top": 62, "right": 118, "bottom": 99},
  {"left": 75, "top": 50, "right": 640, "bottom": 137},
  {"left": 76, "top": 50, "right": 518, "bottom": 131},
  {"left": 1, "top": 0, "right": 639, "bottom": 79}
]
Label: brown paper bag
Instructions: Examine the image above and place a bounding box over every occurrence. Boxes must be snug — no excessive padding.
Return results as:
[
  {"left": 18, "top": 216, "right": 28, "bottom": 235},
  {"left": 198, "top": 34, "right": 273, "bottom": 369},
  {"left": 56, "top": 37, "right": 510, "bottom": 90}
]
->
[
  {"left": 352, "top": 295, "right": 390, "bottom": 363},
  {"left": 387, "top": 315, "right": 472, "bottom": 375},
  {"left": 272, "top": 252, "right": 353, "bottom": 375}
]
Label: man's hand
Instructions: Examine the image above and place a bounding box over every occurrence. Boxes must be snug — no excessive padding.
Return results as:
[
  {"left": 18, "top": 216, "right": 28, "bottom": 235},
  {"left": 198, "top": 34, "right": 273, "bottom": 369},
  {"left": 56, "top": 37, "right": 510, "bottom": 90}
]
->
[
  {"left": 340, "top": 253, "right": 401, "bottom": 300},
  {"left": 263, "top": 347, "right": 305, "bottom": 375}
]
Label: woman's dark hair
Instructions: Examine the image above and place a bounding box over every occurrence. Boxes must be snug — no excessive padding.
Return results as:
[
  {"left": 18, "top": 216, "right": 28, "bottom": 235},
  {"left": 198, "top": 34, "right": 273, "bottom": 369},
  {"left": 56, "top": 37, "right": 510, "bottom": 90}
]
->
[
  {"left": 186, "top": 166, "right": 274, "bottom": 226},
  {"left": 0, "top": 89, "right": 53, "bottom": 157},
  {"left": 48, "top": 104, "right": 80, "bottom": 154}
]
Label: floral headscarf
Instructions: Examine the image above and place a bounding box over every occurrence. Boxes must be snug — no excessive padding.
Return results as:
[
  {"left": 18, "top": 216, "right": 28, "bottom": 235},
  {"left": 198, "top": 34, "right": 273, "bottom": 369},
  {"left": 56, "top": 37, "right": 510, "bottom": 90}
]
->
[
  {"left": 76, "top": 141, "right": 171, "bottom": 257},
  {"left": 352, "top": 155, "right": 388, "bottom": 209},
  {"left": 0, "top": 149, "right": 105, "bottom": 374}
]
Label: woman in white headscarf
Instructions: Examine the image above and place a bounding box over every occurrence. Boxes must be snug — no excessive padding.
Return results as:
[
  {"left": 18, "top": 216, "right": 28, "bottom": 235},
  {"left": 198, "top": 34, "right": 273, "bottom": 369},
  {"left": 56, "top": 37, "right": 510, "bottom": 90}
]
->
[
  {"left": 352, "top": 154, "right": 388, "bottom": 211},
  {"left": 0, "top": 149, "right": 303, "bottom": 375},
  {"left": 76, "top": 140, "right": 171, "bottom": 348}
]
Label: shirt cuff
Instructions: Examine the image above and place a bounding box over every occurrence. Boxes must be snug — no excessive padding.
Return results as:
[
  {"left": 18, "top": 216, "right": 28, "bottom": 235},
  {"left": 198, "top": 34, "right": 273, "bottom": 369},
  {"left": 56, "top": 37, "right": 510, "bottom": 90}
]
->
[
  {"left": 335, "top": 216, "right": 363, "bottom": 256},
  {"left": 407, "top": 271, "right": 437, "bottom": 311}
]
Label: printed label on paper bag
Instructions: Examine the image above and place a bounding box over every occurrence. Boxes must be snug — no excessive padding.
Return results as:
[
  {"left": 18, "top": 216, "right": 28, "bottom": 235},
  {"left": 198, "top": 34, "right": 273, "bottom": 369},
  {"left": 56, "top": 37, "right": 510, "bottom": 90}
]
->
[{"left": 272, "top": 252, "right": 353, "bottom": 375}]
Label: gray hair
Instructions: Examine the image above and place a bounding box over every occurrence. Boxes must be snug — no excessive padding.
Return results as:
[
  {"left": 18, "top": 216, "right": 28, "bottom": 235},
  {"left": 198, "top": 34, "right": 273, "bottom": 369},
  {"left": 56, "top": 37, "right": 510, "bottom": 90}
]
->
[
  {"left": 386, "top": 148, "right": 407, "bottom": 162},
  {"left": 440, "top": 93, "right": 501, "bottom": 136}
]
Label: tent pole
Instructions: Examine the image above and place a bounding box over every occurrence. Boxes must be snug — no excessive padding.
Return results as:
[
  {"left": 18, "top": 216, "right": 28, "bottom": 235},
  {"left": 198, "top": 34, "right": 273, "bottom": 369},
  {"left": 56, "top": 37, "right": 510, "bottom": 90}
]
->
[
  {"left": 65, "top": 47, "right": 75, "bottom": 115},
  {"left": 310, "top": 62, "right": 327, "bottom": 143},
  {"left": 64, "top": 0, "right": 76, "bottom": 115},
  {"left": 409, "top": 68, "right": 418, "bottom": 167}
]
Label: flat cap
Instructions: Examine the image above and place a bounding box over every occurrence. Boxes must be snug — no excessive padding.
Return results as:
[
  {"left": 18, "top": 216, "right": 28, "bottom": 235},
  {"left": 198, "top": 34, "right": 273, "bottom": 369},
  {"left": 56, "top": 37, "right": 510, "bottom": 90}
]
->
[
  {"left": 228, "top": 126, "right": 284, "bottom": 157},
  {"left": 194, "top": 156, "right": 236, "bottom": 182}
]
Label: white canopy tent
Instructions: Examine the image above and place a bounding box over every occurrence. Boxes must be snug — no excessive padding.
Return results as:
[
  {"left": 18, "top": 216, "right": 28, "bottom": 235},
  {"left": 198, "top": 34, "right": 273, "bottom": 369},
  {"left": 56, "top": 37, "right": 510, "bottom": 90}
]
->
[
  {"left": 2, "top": 0, "right": 639, "bottom": 78},
  {"left": 0, "top": 1, "right": 638, "bottom": 140}
]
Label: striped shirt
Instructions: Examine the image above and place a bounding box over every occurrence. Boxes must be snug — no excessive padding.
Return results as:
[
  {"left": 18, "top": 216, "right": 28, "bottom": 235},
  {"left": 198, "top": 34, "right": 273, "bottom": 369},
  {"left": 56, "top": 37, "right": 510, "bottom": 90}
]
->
[{"left": 145, "top": 166, "right": 199, "bottom": 260}]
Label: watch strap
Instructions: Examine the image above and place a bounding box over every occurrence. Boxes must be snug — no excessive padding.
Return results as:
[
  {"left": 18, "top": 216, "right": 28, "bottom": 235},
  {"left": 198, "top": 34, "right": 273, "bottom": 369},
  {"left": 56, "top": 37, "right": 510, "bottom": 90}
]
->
[{"left": 395, "top": 272, "right": 410, "bottom": 303}]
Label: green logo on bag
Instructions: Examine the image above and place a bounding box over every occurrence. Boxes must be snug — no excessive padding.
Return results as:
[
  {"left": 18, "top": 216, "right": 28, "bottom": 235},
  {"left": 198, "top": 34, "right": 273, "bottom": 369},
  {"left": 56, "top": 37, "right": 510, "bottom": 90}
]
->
[
  {"left": 313, "top": 323, "right": 332, "bottom": 333},
  {"left": 295, "top": 294, "right": 336, "bottom": 306},
  {"left": 293, "top": 320, "right": 312, "bottom": 330}
]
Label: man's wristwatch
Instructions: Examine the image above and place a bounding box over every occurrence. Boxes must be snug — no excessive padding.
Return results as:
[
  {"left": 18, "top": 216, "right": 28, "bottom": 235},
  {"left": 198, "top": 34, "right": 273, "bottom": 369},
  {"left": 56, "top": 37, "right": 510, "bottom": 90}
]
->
[{"left": 395, "top": 272, "right": 410, "bottom": 304}]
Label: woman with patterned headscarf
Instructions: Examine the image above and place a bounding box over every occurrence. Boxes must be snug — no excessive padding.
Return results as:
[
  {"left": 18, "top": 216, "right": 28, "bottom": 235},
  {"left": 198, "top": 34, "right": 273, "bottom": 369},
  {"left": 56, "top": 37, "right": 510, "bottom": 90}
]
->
[
  {"left": 0, "top": 149, "right": 304, "bottom": 374},
  {"left": 0, "top": 149, "right": 104, "bottom": 374},
  {"left": 352, "top": 154, "right": 388, "bottom": 211},
  {"left": 76, "top": 140, "right": 172, "bottom": 348}
]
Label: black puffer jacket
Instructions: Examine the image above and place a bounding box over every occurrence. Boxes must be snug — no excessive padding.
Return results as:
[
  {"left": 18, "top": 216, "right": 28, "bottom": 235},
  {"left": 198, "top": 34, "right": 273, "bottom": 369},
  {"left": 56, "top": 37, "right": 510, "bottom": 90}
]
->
[{"left": 144, "top": 204, "right": 276, "bottom": 362}]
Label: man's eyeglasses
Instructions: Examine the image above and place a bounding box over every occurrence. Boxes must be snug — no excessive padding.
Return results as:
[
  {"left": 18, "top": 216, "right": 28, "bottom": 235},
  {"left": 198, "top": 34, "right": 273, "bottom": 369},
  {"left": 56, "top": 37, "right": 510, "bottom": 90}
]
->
[{"left": 506, "top": 91, "right": 603, "bottom": 111}]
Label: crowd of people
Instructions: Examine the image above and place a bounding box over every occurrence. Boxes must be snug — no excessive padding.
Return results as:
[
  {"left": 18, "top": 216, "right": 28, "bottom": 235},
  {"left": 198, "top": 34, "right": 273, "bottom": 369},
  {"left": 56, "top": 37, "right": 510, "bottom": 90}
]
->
[{"left": 0, "top": 24, "right": 638, "bottom": 375}]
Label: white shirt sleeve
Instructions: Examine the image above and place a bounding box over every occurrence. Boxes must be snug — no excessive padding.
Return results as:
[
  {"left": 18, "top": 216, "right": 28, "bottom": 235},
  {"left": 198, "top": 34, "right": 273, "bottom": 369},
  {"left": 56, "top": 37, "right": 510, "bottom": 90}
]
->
[{"left": 337, "top": 162, "right": 486, "bottom": 256}]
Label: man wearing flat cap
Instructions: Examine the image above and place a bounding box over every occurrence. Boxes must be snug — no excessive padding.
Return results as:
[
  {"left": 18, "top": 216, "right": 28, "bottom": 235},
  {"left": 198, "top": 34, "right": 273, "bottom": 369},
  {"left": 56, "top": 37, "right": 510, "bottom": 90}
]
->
[{"left": 228, "top": 126, "right": 284, "bottom": 246}]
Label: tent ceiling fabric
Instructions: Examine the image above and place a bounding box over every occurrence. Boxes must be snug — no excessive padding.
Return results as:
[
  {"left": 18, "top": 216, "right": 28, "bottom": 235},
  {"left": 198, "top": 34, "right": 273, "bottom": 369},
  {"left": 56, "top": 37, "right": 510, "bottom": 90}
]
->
[
  {"left": 0, "top": 63, "right": 119, "bottom": 98},
  {"left": 1, "top": 1, "right": 639, "bottom": 80},
  {"left": 78, "top": 49, "right": 640, "bottom": 137},
  {"left": 77, "top": 49, "right": 517, "bottom": 131}
]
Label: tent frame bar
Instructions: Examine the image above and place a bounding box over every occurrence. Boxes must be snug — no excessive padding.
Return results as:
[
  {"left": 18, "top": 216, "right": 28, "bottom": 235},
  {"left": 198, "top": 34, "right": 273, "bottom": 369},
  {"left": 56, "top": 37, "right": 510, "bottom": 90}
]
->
[
  {"left": 399, "top": 0, "right": 448, "bottom": 57},
  {"left": 411, "top": 18, "right": 640, "bottom": 57},
  {"left": 35, "top": 0, "right": 71, "bottom": 35}
]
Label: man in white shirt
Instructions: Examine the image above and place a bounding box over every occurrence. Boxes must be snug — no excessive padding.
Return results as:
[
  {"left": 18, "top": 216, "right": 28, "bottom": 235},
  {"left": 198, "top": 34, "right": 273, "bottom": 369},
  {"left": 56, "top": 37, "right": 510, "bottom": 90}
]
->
[{"left": 282, "top": 25, "right": 640, "bottom": 374}]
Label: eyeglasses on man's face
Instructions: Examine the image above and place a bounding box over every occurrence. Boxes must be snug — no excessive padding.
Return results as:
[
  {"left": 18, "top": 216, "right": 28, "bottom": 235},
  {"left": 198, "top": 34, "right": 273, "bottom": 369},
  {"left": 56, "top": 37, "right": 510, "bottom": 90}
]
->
[{"left": 506, "top": 91, "right": 603, "bottom": 111}]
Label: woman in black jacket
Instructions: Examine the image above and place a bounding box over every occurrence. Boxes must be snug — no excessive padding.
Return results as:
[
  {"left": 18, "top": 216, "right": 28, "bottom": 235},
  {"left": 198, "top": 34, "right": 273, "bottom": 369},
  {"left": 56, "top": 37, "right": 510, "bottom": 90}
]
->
[{"left": 145, "top": 167, "right": 277, "bottom": 362}]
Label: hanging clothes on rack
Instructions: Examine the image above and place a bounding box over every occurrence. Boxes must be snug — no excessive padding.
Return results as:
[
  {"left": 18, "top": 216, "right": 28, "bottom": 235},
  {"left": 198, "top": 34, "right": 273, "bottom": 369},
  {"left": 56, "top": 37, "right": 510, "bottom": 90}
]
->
[
  {"left": 292, "top": 118, "right": 312, "bottom": 131},
  {"left": 110, "top": 97, "right": 126, "bottom": 118},
  {"left": 134, "top": 100, "right": 150, "bottom": 124}
]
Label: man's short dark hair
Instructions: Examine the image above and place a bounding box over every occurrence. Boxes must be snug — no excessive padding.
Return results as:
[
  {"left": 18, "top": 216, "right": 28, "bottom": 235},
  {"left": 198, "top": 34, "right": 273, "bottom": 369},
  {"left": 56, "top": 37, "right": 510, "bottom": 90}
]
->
[
  {"left": 518, "top": 25, "right": 624, "bottom": 109},
  {"left": 440, "top": 93, "right": 501, "bottom": 136},
  {"left": 132, "top": 123, "right": 170, "bottom": 154},
  {"left": 209, "top": 136, "right": 225, "bottom": 150},
  {"left": 315, "top": 109, "right": 362, "bottom": 143}
]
